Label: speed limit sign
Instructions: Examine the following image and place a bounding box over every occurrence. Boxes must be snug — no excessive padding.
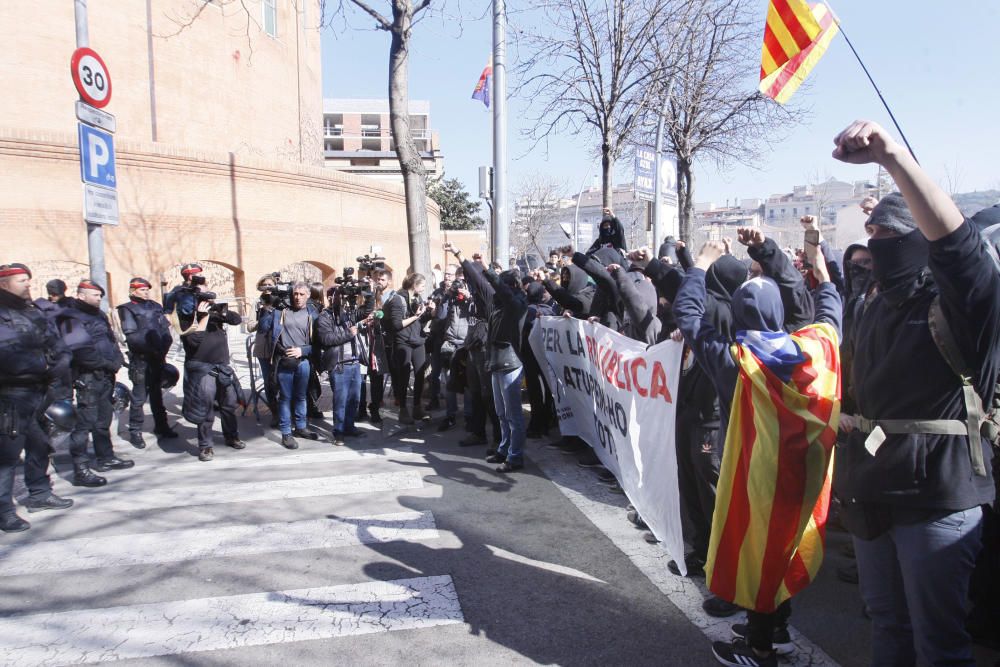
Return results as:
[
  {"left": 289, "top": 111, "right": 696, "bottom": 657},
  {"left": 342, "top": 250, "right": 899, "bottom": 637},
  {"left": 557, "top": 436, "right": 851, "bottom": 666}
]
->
[{"left": 70, "top": 47, "right": 112, "bottom": 109}]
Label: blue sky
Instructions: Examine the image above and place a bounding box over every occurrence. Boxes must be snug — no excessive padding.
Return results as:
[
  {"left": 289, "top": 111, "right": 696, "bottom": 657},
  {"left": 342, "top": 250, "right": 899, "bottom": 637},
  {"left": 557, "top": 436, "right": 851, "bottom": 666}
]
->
[{"left": 321, "top": 1, "right": 1000, "bottom": 205}]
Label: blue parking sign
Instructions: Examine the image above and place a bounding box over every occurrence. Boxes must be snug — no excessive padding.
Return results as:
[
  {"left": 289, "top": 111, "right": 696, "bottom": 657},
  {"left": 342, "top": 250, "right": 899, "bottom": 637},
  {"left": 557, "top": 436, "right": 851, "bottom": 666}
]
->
[{"left": 78, "top": 123, "right": 116, "bottom": 189}]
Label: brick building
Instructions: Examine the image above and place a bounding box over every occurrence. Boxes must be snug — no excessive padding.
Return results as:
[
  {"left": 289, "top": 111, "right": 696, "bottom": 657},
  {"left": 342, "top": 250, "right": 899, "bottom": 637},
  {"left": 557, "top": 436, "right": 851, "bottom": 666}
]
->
[{"left": 0, "top": 0, "right": 441, "bottom": 311}]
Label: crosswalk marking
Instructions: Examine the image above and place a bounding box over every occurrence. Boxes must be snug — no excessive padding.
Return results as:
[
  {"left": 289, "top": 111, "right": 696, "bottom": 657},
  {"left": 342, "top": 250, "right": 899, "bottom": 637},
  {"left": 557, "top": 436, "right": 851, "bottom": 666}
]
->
[
  {"left": 0, "top": 511, "right": 438, "bottom": 576},
  {"left": 139, "top": 446, "right": 417, "bottom": 473},
  {"left": 61, "top": 471, "right": 426, "bottom": 514},
  {"left": 0, "top": 575, "right": 464, "bottom": 666}
]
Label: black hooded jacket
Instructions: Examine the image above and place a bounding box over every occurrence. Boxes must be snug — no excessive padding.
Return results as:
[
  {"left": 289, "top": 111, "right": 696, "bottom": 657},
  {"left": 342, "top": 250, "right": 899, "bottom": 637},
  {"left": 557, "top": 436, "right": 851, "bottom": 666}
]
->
[
  {"left": 587, "top": 215, "right": 628, "bottom": 254},
  {"left": 573, "top": 248, "right": 625, "bottom": 331},
  {"left": 543, "top": 265, "right": 594, "bottom": 317},
  {"left": 836, "top": 220, "right": 998, "bottom": 533}
]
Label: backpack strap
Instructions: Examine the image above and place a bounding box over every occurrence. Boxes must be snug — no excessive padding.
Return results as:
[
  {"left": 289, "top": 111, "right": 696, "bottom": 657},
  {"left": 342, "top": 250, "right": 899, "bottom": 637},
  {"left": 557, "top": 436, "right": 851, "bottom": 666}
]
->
[{"left": 927, "top": 296, "right": 988, "bottom": 477}]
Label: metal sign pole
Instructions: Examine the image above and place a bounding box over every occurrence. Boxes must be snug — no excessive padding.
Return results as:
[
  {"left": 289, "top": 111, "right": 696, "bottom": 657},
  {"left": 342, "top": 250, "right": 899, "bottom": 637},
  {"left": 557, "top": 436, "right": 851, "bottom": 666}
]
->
[{"left": 75, "top": 0, "right": 108, "bottom": 311}]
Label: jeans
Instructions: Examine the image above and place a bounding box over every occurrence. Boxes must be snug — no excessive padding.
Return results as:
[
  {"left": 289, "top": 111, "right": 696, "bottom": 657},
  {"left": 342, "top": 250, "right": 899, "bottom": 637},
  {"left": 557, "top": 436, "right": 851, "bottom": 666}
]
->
[
  {"left": 854, "top": 506, "right": 984, "bottom": 666},
  {"left": 491, "top": 366, "right": 526, "bottom": 464},
  {"left": 277, "top": 359, "right": 310, "bottom": 435},
  {"left": 330, "top": 363, "right": 362, "bottom": 434},
  {"left": 746, "top": 600, "right": 791, "bottom": 652},
  {"left": 257, "top": 356, "right": 276, "bottom": 411}
]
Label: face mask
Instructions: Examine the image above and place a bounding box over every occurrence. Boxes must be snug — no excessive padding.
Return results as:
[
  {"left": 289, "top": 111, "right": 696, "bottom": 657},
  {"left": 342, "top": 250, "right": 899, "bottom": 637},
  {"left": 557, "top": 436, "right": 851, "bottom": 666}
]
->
[
  {"left": 845, "top": 262, "right": 872, "bottom": 297},
  {"left": 869, "top": 229, "right": 928, "bottom": 293}
]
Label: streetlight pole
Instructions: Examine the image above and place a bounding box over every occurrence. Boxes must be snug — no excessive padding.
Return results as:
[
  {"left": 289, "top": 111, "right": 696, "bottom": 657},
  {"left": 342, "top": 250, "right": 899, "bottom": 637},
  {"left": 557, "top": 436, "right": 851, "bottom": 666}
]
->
[
  {"left": 651, "top": 76, "right": 675, "bottom": 253},
  {"left": 492, "top": 0, "right": 509, "bottom": 266},
  {"left": 75, "top": 0, "right": 108, "bottom": 311}
]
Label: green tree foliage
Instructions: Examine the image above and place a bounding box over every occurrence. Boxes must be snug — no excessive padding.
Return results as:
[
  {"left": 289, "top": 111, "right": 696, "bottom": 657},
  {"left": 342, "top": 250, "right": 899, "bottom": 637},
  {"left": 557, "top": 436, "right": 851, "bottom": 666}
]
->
[{"left": 428, "top": 176, "right": 486, "bottom": 230}]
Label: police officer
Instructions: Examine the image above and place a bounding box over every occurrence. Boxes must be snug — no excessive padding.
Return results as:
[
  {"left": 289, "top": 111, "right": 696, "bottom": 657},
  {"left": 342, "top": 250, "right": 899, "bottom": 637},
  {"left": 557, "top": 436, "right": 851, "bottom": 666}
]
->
[
  {"left": 0, "top": 263, "right": 74, "bottom": 532},
  {"left": 117, "top": 277, "right": 178, "bottom": 449},
  {"left": 164, "top": 263, "right": 205, "bottom": 332},
  {"left": 59, "top": 279, "right": 133, "bottom": 486}
]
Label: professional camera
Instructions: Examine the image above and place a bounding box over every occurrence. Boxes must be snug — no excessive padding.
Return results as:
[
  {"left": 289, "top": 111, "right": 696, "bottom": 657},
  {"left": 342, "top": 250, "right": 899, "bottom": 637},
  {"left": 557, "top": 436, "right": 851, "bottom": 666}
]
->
[
  {"left": 357, "top": 254, "right": 386, "bottom": 273},
  {"left": 194, "top": 289, "right": 218, "bottom": 303},
  {"left": 335, "top": 266, "right": 373, "bottom": 299},
  {"left": 258, "top": 272, "right": 293, "bottom": 310},
  {"left": 449, "top": 278, "right": 468, "bottom": 302}
]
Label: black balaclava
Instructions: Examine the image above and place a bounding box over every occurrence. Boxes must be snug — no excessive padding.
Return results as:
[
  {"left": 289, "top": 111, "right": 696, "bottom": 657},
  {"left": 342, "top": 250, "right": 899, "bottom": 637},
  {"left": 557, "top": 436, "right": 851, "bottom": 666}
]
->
[
  {"left": 600, "top": 215, "right": 615, "bottom": 238},
  {"left": 843, "top": 244, "right": 872, "bottom": 300},
  {"left": 705, "top": 256, "right": 747, "bottom": 302},
  {"left": 868, "top": 229, "right": 929, "bottom": 304}
]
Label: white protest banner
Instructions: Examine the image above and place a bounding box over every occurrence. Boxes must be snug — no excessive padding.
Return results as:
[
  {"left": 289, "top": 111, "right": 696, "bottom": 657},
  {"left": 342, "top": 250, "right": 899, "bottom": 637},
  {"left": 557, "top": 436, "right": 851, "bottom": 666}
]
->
[{"left": 529, "top": 316, "right": 686, "bottom": 574}]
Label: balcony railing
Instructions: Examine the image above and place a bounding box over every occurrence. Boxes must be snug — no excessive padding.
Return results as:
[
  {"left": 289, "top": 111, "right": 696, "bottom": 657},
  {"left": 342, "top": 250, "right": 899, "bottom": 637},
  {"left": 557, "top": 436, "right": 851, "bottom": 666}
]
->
[{"left": 323, "top": 127, "right": 343, "bottom": 138}]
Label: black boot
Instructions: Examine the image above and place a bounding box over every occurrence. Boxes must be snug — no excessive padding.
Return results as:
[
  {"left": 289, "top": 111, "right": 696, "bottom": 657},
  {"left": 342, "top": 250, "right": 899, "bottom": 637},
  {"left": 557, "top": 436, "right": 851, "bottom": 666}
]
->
[
  {"left": 0, "top": 512, "right": 29, "bottom": 533},
  {"left": 72, "top": 462, "right": 107, "bottom": 487}
]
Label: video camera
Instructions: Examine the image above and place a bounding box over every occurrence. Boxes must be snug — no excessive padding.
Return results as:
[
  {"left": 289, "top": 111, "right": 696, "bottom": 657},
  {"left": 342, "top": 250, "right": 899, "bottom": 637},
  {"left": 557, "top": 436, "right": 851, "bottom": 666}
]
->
[
  {"left": 179, "top": 274, "right": 218, "bottom": 302},
  {"left": 258, "top": 272, "right": 293, "bottom": 310},
  {"left": 356, "top": 254, "right": 386, "bottom": 274},
  {"left": 334, "top": 266, "right": 374, "bottom": 300}
]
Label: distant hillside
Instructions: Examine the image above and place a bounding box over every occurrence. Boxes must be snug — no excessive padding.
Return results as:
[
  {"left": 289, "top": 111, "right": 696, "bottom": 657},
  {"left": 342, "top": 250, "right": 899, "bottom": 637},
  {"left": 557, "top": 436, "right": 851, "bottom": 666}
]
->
[{"left": 953, "top": 190, "right": 1000, "bottom": 217}]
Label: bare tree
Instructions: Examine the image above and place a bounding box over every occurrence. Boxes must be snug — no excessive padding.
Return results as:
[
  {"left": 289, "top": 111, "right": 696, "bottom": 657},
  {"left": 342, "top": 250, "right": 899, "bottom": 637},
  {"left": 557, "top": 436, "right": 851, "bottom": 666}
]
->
[
  {"left": 659, "top": 0, "right": 806, "bottom": 242},
  {"left": 515, "top": 0, "right": 681, "bottom": 209},
  {"left": 324, "top": 0, "right": 434, "bottom": 279},
  {"left": 511, "top": 174, "right": 567, "bottom": 260}
]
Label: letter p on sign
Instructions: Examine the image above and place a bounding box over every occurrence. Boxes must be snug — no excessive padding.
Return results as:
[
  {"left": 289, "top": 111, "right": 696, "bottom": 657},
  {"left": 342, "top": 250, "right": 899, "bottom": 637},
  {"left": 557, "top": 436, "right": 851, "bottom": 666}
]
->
[{"left": 78, "top": 124, "right": 116, "bottom": 190}]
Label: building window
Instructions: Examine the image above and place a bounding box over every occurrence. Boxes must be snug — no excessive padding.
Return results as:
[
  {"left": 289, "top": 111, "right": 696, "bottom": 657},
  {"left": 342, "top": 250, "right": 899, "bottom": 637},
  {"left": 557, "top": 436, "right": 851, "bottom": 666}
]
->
[
  {"left": 262, "top": 0, "right": 277, "bottom": 37},
  {"left": 792, "top": 207, "right": 797, "bottom": 216}
]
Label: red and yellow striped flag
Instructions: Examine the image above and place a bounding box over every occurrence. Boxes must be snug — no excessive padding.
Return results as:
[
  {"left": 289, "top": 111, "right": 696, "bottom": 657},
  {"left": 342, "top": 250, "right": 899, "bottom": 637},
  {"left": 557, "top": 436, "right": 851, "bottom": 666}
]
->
[
  {"left": 704, "top": 323, "right": 841, "bottom": 613},
  {"left": 760, "top": 0, "right": 823, "bottom": 81},
  {"left": 760, "top": 3, "right": 840, "bottom": 103}
]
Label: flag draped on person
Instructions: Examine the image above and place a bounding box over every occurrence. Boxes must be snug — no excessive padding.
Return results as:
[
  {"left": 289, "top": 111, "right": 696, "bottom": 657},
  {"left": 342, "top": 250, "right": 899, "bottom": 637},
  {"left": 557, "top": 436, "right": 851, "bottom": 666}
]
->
[
  {"left": 471, "top": 59, "right": 493, "bottom": 108},
  {"left": 704, "top": 322, "right": 842, "bottom": 613},
  {"left": 760, "top": 3, "right": 840, "bottom": 103}
]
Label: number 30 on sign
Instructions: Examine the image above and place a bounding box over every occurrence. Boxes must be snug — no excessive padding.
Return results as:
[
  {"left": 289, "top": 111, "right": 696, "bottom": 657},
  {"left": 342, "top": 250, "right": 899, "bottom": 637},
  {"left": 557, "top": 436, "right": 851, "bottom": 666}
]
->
[{"left": 70, "top": 47, "right": 112, "bottom": 109}]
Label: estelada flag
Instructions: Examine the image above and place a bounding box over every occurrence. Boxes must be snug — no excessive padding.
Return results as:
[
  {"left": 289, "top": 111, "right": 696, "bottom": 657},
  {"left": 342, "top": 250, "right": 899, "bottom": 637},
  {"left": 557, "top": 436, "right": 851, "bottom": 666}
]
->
[
  {"left": 471, "top": 58, "right": 492, "bottom": 108},
  {"left": 704, "top": 322, "right": 841, "bottom": 613},
  {"left": 760, "top": 3, "right": 840, "bottom": 103}
]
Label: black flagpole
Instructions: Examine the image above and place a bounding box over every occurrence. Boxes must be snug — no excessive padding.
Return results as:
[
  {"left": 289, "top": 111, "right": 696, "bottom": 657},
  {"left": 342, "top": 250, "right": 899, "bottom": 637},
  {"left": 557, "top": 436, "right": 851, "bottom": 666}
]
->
[{"left": 831, "top": 14, "right": 919, "bottom": 164}]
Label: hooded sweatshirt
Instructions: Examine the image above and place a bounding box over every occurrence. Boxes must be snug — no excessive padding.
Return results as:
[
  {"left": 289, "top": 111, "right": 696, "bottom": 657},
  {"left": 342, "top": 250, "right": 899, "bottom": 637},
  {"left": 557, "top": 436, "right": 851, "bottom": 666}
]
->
[
  {"left": 612, "top": 267, "right": 660, "bottom": 345},
  {"left": 587, "top": 215, "right": 628, "bottom": 254},
  {"left": 573, "top": 248, "right": 625, "bottom": 331},
  {"left": 673, "top": 270, "right": 841, "bottom": 444},
  {"left": 543, "top": 264, "right": 594, "bottom": 317}
]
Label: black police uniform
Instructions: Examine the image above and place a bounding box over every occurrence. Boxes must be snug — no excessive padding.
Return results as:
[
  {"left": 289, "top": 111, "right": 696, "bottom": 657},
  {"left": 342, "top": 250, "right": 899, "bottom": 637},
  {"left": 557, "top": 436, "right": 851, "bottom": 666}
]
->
[
  {"left": 0, "top": 289, "right": 72, "bottom": 527},
  {"left": 58, "top": 298, "right": 129, "bottom": 470},
  {"left": 117, "top": 296, "right": 173, "bottom": 437}
]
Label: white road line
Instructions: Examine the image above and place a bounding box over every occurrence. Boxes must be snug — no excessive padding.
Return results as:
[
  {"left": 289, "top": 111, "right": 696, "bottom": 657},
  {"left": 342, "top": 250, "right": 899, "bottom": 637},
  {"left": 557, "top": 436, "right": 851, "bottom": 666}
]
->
[
  {"left": 530, "top": 446, "right": 840, "bottom": 667},
  {"left": 61, "top": 471, "right": 426, "bottom": 514},
  {"left": 0, "top": 575, "right": 464, "bottom": 666},
  {"left": 139, "top": 446, "right": 417, "bottom": 473},
  {"left": 0, "top": 511, "right": 438, "bottom": 576}
]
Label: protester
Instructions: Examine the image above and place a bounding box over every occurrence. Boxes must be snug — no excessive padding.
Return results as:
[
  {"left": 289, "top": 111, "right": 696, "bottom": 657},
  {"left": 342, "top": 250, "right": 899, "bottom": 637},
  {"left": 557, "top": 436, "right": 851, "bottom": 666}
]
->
[
  {"left": 522, "top": 281, "right": 555, "bottom": 438},
  {"left": 454, "top": 254, "right": 501, "bottom": 450},
  {"left": 447, "top": 242, "right": 528, "bottom": 471},
  {"left": 831, "top": 120, "right": 998, "bottom": 666},
  {"left": 675, "top": 236, "right": 842, "bottom": 667},
  {"left": 605, "top": 261, "right": 660, "bottom": 345},
  {"left": 587, "top": 208, "right": 628, "bottom": 254}
]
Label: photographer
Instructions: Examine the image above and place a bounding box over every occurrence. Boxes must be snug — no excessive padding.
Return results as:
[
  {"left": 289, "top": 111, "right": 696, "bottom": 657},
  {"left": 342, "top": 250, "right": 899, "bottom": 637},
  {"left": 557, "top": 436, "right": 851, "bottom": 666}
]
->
[
  {"left": 181, "top": 294, "right": 245, "bottom": 462},
  {"left": 270, "top": 282, "right": 320, "bottom": 449},
  {"left": 383, "top": 273, "right": 435, "bottom": 424},
  {"left": 317, "top": 285, "right": 372, "bottom": 445},
  {"left": 248, "top": 274, "right": 279, "bottom": 426},
  {"left": 425, "top": 265, "right": 457, "bottom": 413},
  {"left": 164, "top": 263, "right": 207, "bottom": 332},
  {"left": 360, "top": 269, "right": 393, "bottom": 425},
  {"left": 436, "top": 277, "right": 471, "bottom": 432}
]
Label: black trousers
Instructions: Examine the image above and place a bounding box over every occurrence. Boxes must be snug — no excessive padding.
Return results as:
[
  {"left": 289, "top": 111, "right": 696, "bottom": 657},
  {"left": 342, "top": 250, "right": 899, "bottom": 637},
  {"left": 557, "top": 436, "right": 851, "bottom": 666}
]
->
[
  {"left": 127, "top": 354, "right": 169, "bottom": 434},
  {"left": 747, "top": 600, "right": 791, "bottom": 652},
  {"left": 0, "top": 388, "right": 53, "bottom": 515},
  {"left": 523, "top": 346, "right": 551, "bottom": 433},
  {"left": 675, "top": 419, "right": 721, "bottom": 561},
  {"left": 392, "top": 343, "right": 428, "bottom": 407},
  {"left": 188, "top": 372, "right": 239, "bottom": 449},
  {"left": 466, "top": 347, "right": 500, "bottom": 441},
  {"left": 70, "top": 371, "right": 115, "bottom": 464}
]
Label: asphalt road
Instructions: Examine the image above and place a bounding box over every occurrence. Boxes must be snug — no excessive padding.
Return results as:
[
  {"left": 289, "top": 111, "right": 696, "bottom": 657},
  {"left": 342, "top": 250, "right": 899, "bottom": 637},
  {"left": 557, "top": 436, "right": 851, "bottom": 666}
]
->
[{"left": 1, "top": 337, "right": 996, "bottom": 666}]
